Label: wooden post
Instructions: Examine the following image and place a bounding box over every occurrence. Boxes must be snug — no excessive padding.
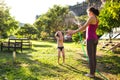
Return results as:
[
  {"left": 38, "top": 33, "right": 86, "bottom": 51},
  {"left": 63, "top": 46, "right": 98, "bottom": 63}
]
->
[{"left": 13, "top": 51, "right": 16, "bottom": 62}]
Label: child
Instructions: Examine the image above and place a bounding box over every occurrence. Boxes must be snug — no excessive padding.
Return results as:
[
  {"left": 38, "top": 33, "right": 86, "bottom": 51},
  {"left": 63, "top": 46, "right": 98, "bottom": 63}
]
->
[{"left": 55, "top": 31, "right": 65, "bottom": 64}]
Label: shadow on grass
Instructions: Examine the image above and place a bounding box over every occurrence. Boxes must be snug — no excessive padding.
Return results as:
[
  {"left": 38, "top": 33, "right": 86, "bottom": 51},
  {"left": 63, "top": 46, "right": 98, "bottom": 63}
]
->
[
  {"left": 97, "top": 55, "right": 120, "bottom": 74},
  {"left": 28, "top": 60, "right": 64, "bottom": 77},
  {"left": 76, "top": 52, "right": 120, "bottom": 79},
  {"left": 94, "top": 76, "right": 104, "bottom": 80},
  {"left": 60, "top": 64, "right": 103, "bottom": 80},
  {"left": 33, "top": 44, "right": 53, "bottom": 47},
  {"left": 77, "top": 52, "right": 120, "bottom": 74},
  {"left": 60, "top": 64, "right": 86, "bottom": 74},
  {"left": 0, "top": 51, "right": 38, "bottom": 79},
  {"left": 0, "top": 46, "right": 37, "bottom": 53},
  {"left": 0, "top": 51, "right": 65, "bottom": 79},
  {"left": 22, "top": 48, "right": 37, "bottom": 52}
]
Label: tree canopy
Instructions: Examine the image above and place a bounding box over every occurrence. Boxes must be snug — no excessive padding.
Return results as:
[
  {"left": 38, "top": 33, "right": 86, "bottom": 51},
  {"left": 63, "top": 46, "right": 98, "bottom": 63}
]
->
[
  {"left": 17, "top": 24, "right": 38, "bottom": 39},
  {"left": 0, "top": 0, "right": 19, "bottom": 38},
  {"left": 34, "top": 5, "right": 69, "bottom": 39},
  {"left": 97, "top": 1, "right": 120, "bottom": 35}
]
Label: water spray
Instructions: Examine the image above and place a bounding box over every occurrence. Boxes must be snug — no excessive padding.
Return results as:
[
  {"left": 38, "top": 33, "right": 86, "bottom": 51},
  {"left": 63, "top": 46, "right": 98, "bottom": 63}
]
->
[{"left": 64, "top": 11, "right": 81, "bottom": 40}]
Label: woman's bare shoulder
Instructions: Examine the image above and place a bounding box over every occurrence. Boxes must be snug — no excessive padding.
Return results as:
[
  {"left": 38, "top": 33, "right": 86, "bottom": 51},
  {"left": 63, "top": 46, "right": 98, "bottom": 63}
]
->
[{"left": 89, "top": 16, "right": 98, "bottom": 24}]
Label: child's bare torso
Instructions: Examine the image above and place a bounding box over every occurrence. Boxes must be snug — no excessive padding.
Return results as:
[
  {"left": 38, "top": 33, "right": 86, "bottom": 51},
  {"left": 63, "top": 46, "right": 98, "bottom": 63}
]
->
[{"left": 57, "top": 37, "right": 64, "bottom": 47}]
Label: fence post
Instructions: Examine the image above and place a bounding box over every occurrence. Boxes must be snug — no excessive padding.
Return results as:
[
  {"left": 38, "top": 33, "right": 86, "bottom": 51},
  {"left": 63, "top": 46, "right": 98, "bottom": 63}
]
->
[{"left": 13, "top": 51, "right": 16, "bottom": 63}]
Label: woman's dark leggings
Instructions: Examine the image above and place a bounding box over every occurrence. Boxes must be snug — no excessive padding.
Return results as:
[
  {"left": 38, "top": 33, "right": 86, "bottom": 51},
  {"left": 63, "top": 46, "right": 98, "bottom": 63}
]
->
[{"left": 87, "top": 39, "right": 98, "bottom": 75}]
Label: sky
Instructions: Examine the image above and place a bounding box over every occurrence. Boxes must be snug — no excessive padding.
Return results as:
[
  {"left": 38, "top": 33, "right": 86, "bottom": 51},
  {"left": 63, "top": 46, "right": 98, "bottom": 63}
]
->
[{"left": 5, "top": 0, "right": 85, "bottom": 24}]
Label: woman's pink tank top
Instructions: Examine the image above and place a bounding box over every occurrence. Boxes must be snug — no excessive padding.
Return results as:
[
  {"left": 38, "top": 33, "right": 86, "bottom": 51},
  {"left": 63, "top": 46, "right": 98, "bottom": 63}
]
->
[{"left": 86, "top": 22, "right": 98, "bottom": 40}]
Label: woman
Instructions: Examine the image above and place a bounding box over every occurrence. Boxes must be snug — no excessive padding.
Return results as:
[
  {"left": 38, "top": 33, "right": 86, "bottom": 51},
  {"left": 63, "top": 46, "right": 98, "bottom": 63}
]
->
[{"left": 67, "top": 7, "right": 99, "bottom": 78}]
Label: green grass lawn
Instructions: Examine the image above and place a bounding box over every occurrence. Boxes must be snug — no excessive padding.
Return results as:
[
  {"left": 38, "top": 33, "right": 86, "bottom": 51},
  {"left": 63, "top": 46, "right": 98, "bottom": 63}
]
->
[{"left": 0, "top": 40, "right": 120, "bottom": 80}]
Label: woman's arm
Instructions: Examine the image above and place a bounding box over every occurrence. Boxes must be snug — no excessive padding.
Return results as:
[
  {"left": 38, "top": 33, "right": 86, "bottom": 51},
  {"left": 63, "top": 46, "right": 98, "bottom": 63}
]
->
[{"left": 72, "top": 17, "right": 93, "bottom": 34}]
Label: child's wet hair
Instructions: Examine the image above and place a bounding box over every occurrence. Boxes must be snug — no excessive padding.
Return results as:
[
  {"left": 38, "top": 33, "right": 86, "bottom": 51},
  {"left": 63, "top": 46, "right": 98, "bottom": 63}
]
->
[
  {"left": 56, "top": 33, "right": 59, "bottom": 37},
  {"left": 61, "top": 31, "right": 64, "bottom": 36},
  {"left": 55, "top": 31, "right": 64, "bottom": 37}
]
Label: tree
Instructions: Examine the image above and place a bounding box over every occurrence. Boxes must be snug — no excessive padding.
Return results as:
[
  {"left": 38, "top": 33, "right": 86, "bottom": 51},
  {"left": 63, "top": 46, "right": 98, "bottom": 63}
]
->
[
  {"left": 106, "top": 0, "right": 120, "bottom": 2},
  {"left": 17, "top": 24, "right": 38, "bottom": 39},
  {"left": 98, "top": 1, "right": 120, "bottom": 41},
  {"left": 98, "top": 1, "right": 120, "bottom": 33},
  {"left": 0, "top": 0, "right": 19, "bottom": 38},
  {"left": 34, "top": 5, "right": 69, "bottom": 39}
]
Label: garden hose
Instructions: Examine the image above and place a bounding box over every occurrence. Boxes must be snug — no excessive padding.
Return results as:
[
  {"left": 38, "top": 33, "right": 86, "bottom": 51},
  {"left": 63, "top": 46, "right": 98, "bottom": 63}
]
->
[{"left": 78, "top": 32, "right": 108, "bottom": 80}]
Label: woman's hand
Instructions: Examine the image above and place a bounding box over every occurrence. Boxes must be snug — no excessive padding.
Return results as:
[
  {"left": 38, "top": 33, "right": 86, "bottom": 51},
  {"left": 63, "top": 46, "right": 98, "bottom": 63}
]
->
[{"left": 66, "top": 30, "right": 75, "bottom": 35}]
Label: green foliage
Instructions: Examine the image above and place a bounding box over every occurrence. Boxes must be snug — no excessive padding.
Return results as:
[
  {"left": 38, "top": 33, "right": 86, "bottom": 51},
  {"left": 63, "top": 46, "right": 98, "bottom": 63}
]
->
[
  {"left": 106, "top": 0, "right": 120, "bottom": 2},
  {"left": 72, "top": 33, "right": 80, "bottom": 42},
  {"left": 40, "top": 31, "right": 49, "bottom": 40},
  {"left": 0, "top": 0, "right": 19, "bottom": 38},
  {"left": 34, "top": 5, "right": 69, "bottom": 39},
  {"left": 72, "top": 32, "right": 85, "bottom": 43},
  {"left": 17, "top": 24, "right": 38, "bottom": 39},
  {"left": 98, "top": 1, "right": 120, "bottom": 35},
  {"left": 79, "top": 15, "right": 88, "bottom": 25}
]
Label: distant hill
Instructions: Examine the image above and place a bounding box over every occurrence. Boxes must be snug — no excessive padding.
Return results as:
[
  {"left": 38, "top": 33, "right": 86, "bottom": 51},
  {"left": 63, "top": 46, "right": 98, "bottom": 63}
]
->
[
  {"left": 19, "top": 23, "right": 25, "bottom": 27},
  {"left": 69, "top": 0, "right": 102, "bottom": 16}
]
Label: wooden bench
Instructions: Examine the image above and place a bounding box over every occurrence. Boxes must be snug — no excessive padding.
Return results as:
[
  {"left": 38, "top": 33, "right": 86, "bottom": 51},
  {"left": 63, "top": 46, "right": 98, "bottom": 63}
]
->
[
  {"left": 108, "top": 43, "right": 120, "bottom": 51},
  {"left": 1, "top": 38, "right": 32, "bottom": 52},
  {"left": 100, "top": 41, "right": 120, "bottom": 52},
  {"left": 9, "top": 38, "right": 32, "bottom": 48},
  {"left": 1, "top": 42, "right": 22, "bottom": 52}
]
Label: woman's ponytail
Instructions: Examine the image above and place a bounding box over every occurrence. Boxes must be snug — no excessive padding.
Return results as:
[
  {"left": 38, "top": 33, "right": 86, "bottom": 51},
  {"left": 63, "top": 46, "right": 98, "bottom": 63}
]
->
[{"left": 88, "top": 7, "right": 99, "bottom": 16}]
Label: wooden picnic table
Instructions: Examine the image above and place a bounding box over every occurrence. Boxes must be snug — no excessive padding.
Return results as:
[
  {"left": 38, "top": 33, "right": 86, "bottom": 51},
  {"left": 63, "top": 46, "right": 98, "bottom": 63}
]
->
[
  {"left": 1, "top": 38, "right": 32, "bottom": 52},
  {"left": 9, "top": 38, "right": 32, "bottom": 48}
]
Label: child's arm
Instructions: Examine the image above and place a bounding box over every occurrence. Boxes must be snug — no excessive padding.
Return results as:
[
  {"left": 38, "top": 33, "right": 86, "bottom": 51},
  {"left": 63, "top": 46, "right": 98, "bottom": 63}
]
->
[
  {"left": 55, "top": 32, "right": 59, "bottom": 40},
  {"left": 55, "top": 36, "right": 59, "bottom": 40},
  {"left": 58, "top": 32, "right": 63, "bottom": 41}
]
